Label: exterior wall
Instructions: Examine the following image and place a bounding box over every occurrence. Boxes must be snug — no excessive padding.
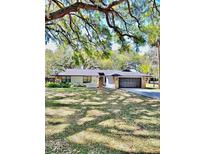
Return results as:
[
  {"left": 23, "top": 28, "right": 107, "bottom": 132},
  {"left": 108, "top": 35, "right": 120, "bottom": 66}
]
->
[
  {"left": 71, "top": 76, "right": 98, "bottom": 87},
  {"left": 98, "top": 76, "right": 104, "bottom": 89},
  {"left": 114, "top": 77, "right": 119, "bottom": 89},
  {"left": 56, "top": 75, "right": 147, "bottom": 89},
  {"left": 86, "top": 76, "right": 98, "bottom": 87},
  {"left": 71, "top": 76, "right": 82, "bottom": 85},
  {"left": 103, "top": 76, "right": 106, "bottom": 85},
  {"left": 141, "top": 77, "right": 146, "bottom": 88},
  {"left": 105, "top": 76, "right": 115, "bottom": 89},
  {"left": 55, "top": 76, "right": 62, "bottom": 82}
]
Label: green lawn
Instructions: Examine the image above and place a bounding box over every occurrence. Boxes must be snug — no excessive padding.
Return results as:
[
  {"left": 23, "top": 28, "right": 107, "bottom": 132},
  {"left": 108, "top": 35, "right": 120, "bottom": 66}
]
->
[
  {"left": 45, "top": 87, "right": 160, "bottom": 154},
  {"left": 145, "top": 83, "right": 159, "bottom": 89}
]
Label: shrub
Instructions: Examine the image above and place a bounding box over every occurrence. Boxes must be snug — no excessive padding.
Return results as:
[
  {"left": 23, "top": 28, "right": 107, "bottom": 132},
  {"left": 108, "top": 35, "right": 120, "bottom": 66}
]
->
[
  {"left": 45, "top": 82, "right": 71, "bottom": 88},
  {"left": 60, "top": 82, "right": 71, "bottom": 88},
  {"left": 45, "top": 82, "right": 59, "bottom": 88}
]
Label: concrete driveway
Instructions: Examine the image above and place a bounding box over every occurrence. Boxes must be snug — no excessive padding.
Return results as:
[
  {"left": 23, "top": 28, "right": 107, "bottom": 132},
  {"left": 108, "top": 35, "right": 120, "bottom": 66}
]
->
[{"left": 121, "top": 88, "right": 160, "bottom": 100}]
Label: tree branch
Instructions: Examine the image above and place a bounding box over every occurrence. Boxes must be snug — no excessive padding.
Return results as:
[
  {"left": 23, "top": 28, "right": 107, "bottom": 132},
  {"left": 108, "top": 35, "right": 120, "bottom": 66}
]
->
[
  {"left": 153, "top": 0, "right": 160, "bottom": 15},
  {"left": 45, "top": 0, "right": 126, "bottom": 22},
  {"left": 70, "top": 12, "right": 106, "bottom": 49},
  {"left": 51, "top": 0, "right": 64, "bottom": 9},
  {"left": 107, "top": 0, "right": 126, "bottom": 9},
  {"left": 126, "top": 0, "right": 142, "bottom": 30},
  {"left": 105, "top": 12, "right": 141, "bottom": 42}
]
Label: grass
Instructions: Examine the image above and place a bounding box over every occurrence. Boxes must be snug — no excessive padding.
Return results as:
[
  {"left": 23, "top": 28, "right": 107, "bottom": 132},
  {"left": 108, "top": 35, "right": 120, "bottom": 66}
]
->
[
  {"left": 45, "top": 87, "right": 160, "bottom": 154},
  {"left": 145, "top": 84, "right": 159, "bottom": 89}
]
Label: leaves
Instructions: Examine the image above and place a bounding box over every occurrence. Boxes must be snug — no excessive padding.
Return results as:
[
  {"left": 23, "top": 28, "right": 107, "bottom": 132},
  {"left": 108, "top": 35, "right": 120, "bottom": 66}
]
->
[
  {"left": 138, "top": 63, "right": 150, "bottom": 74},
  {"left": 45, "top": 0, "right": 160, "bottom": 54}
]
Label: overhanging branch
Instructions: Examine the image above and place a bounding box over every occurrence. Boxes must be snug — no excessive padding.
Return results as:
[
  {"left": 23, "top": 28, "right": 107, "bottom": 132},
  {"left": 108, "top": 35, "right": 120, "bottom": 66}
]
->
[{"left": 45, "top": 0, "right": 126, "bottom": 22}]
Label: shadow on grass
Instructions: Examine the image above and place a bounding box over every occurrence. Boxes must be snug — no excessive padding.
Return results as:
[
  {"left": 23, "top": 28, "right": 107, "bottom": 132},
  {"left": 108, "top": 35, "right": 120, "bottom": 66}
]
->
[
  {"left": 46, "top": 139, "right": 160, "bottom": 154},
  {"left": 45, "top": 87, "right": 160, "bottom": 154}
]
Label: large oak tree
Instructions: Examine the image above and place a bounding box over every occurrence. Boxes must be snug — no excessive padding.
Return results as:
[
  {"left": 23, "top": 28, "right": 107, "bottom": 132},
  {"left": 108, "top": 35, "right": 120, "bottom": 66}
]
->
[
  {"left": 45, "top": 0, "right": 160, "bottom": 52},
  {"left": 45, "top": 0, "right": 160, "bottom": 87}
]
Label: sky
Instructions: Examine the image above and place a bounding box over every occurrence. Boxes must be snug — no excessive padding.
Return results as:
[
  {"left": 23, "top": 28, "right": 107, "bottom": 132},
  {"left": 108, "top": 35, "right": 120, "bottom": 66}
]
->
[
  {"left": 45, "top": 41, "right": 57, "bottom": 51},
  {"left": 45, "top": 41, "right": 151, "bottom": 55}
]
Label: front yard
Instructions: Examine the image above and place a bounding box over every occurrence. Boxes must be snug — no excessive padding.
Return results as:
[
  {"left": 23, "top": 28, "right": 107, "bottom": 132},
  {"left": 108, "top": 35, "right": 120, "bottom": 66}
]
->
[{"left": 46, "top": 87, "right": 160, "bottom": 154}]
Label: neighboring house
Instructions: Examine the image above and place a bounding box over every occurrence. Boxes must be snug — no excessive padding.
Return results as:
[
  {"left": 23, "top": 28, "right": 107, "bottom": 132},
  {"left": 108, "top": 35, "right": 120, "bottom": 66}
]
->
[{"left": 51, "top": 69, "right": 151, "bottom": 89}]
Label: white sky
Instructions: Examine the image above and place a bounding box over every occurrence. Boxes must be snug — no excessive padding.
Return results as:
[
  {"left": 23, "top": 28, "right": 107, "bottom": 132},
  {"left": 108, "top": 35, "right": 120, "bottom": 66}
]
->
[
  {"left": 45, "top": 41, "right": 57, "bottom": 51},
  {"left": 45, "top": 41, "right": 150, "bottom": 54},
  {"left": 139, "top": 44, "right": 151, "bottom": 54}
]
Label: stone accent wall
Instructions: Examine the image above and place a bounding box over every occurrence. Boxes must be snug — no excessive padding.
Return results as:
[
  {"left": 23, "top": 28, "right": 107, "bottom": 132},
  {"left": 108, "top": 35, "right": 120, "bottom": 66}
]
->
[
  {"left": 114, "top": 77, "right": 119, "bottom": 89},
  {"left": 98, "top": 76, "right": 104, "bottom": 89},
  {"left": 141, "top": 77, "right": 146, "bottom": 88}
]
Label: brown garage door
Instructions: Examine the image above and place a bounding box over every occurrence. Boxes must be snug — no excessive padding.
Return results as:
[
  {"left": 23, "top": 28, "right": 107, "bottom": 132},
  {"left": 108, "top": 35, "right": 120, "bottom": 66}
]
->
[{"left": 119, "top": 78, "right": 141, "bottom": 88}]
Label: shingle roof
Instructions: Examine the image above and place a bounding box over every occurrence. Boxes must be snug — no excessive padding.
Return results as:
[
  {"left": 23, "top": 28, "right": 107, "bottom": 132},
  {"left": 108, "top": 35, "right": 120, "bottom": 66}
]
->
[{"left": 53, "top": 69, "right": 151, "bottom": 77}]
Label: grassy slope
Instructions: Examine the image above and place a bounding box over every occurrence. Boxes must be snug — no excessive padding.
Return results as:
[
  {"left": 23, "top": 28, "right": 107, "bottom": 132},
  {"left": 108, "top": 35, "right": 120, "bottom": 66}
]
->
[{"left": 45, "top": 87, "right": 160, "bottom": 154}]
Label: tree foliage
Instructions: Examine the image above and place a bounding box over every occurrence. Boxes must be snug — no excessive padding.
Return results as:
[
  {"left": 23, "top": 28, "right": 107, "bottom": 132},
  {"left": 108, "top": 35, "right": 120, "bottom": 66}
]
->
[
  {"left": 45, "top": 48, "right": 75, "bottom": 76},
  {"left": 45, "top": 0, "right": 160, "bottom": 53},
  {"left": 137, "top": 47, "right": 159, "bottom": 76},
  {"left": 46, "top": 46, "right": 159, "bottom": 77}
]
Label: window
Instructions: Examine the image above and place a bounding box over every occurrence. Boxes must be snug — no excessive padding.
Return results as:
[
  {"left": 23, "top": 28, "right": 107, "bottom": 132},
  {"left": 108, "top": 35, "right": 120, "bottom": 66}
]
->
[
  {"left": 83, "top": 76, "right": 92, "bottom": 83},
  {"left": 61, "top": 76, "right": 71, "bottom": 83}
]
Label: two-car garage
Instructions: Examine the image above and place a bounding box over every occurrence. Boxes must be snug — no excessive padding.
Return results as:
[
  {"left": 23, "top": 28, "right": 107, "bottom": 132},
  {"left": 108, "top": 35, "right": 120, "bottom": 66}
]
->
[{"left": 119, "top": 78, "right": 141, "bottom": 88}]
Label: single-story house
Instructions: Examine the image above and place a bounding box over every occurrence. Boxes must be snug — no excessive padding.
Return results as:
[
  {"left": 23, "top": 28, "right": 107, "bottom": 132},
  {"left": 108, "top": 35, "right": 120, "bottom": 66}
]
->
[{"left": 51, "top": 69, "right": 151, "bottom": 89}]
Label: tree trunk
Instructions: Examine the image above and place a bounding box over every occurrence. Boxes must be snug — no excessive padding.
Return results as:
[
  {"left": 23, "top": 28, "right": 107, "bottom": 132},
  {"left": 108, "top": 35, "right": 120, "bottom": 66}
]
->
[{"left": 157, "top": 42, "right": 160, "bottom": 89}]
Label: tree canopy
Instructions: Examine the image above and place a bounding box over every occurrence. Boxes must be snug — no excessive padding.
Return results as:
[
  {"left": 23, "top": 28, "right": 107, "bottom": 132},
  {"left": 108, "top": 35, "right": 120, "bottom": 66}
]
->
[
  {"left": 45, "top": 0, "right": 160, "bottom": 53},
  {"left": 46, "top": 46, "right": 159, "bottom": 77}
]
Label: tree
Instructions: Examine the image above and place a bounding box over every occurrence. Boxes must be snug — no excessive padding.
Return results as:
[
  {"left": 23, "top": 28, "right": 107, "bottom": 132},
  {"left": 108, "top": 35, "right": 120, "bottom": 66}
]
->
[
  {"left": 45, "top": 0, "right": 160, "bottom": 88},
  {"left": 45, "top": 47, "right": 76, "bottom": 76},
  {"left": 45, "top": 0, "right": 160, "bottom": 53},
  {"left": 46, "top": 44, "right": 160, "bottom": 78},
  {"left": 138, "top": 64, "right": 150, "bottom": 74},
  {"left": 45, "top": 49, "right": 55, "bottom": 76}
]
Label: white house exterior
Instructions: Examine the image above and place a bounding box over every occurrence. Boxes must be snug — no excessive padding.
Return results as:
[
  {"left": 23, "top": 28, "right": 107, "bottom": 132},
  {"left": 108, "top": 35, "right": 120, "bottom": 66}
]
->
[
  {"left": 105, "top": 76, "right": 115, "bottom": 89},
  {"left": 52, "top": 69, "right": 151, "bottom": 89},
  {"left": 70, "top": 76, "right": 98, "bottom": 87}
]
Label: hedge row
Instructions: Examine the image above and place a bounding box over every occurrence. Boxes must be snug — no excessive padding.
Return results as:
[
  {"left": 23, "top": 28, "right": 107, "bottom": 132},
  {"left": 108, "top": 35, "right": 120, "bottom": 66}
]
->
[{"left": 45, "top": 82, "right": 86, "bottom": 88}]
